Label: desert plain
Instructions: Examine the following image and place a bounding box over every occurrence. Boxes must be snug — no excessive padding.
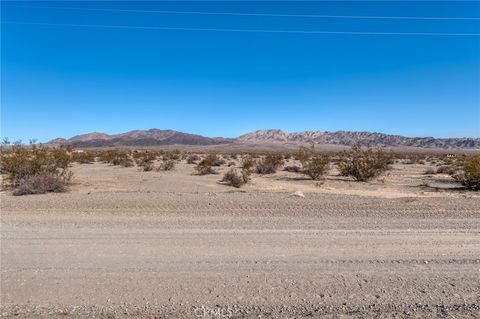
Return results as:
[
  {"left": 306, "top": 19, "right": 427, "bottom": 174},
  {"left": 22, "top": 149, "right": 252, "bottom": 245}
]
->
[{"left": 1, "top": 153, "right": 479, "bottom": 318}]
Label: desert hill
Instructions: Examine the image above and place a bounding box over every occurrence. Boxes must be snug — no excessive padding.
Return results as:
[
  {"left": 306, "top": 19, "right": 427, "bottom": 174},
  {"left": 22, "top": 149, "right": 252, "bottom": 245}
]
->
[{"left": 47, "top": 128, "right": 480, "bottom": 150}]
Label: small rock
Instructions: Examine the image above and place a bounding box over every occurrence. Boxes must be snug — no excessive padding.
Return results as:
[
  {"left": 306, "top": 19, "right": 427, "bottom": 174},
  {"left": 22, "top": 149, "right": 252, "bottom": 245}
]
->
[{"left": 290, "top": 191, "right": 305, "bottom": 198}]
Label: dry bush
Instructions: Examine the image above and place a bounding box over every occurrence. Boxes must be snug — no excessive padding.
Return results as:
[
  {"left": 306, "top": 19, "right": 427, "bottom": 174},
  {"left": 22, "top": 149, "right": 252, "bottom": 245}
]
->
[
  {"left": 163, "top": 150, "right": 182, "bottom": 161},
  {"left": 303, "top": 155, "right": 330, "bottom": 180},
  {"left": 337, "top": 145, "right": 392, "bottom": 181},
  {"left": 241, "top": 156, "right": 256, "bottom": 173},
  {"left": 212, "top": 156, "right": 226, "bottom": 166},
  {"left": 284, "top": 165, "right": 301, "bottom": 173},
  {"left": 256, "top": 154, "right": 284, "bottom": 174},
  {"left": 133, "top": 151, "right": 157, "bottom": 170},
  {"left": 142, "top": 162, "right": 154, "bottom": 171},
  {"left": 13, "top": 173, "right": 68, "bottom": 196},
  {"left": 158, "top": 160, "right": 176, "bottom": 171},
  {"left": 71, "top": 151, "right": 96, "bottom": 164},
  {"left": 396, "top": 153, "right": 427, "bottom": 165},
  {"left": 186, "top": 154, "right": 200, "bottom": 164},
  {"left": 195, "top": 154, "right": 219, "bottom": 175},
  {"left": 450, "top": 155, "right": 480, "bottom": 191},
  {"left": 436, "top": 165, "right": 453, "bottom": 174},
  {"left": 423, "top": 167, "right": 437, "bottom": 175},
  {"left": 0, "top": 145, "right": 72, "bottom": 195},
  {"left": 98, "top": 149, "right": 133, "bottom": 167},
  {"left": 221, "top": 168, "right": 250, "bottom": 188},
  {"left": 295, "top": 145, "right": 315, "bottom": 163},
  {"left": 133, "top": 151, "right": 157, "bottom": 166}
]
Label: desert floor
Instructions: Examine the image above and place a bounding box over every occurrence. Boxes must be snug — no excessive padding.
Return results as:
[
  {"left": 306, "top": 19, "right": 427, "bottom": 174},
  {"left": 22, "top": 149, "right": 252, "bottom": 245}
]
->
[{"left": 1, "top": 161, "right": 479, "bottom": 318}]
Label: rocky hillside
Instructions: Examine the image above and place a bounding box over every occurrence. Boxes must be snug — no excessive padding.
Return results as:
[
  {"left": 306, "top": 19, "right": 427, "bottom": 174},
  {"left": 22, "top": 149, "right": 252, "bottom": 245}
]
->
[
  {"left": 48, "top": 128, "right": 479, "bottom": 149},
  {"left": 48, "top": 129, "right": 233, "bottom": 147},
  {"left": 238, "top": 130, "right": 480, "bottom": 149}
]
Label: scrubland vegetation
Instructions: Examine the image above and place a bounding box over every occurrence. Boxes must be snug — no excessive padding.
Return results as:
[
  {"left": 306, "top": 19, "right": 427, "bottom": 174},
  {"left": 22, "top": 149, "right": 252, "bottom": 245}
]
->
[
  {"left": 450, "top": 155, "right": 480, "bottom": 190},
  {"left": 1, "top": 140, "right": 479, "bottom": 194},
  {"left": 0, "top": 144, "right": 72, "bottom": 195},
  {"left": 337, "top": 145, "right": 392, "bottom": 181}
]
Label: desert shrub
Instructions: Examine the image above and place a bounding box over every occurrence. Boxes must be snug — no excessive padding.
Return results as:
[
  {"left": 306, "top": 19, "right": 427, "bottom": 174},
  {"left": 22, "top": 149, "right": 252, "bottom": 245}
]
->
[
  {"left": 256, "top": 154, "right": 284, "bottom": 174},
  {"left": 212, "top": 156, "right": 226, "bottom": 166},
  {"left": 256, "top": 162, "right": 276, "bottom": 174},
  {"left": 112, "top": 155, "right": 134, "bottom": 167},
  {"left": 98, "top": 149, "right": 133, "bottom": 167},
  {"left": 142, "top": 162, "right": 154, "bottom": 171},
  {"left": 450, "top": 155, "right": 480, "bottom": 191},
  {"left": 0, "top": 145, "right": 72, "bottom": 195},
  {"left": 195, "top": 154, "right": 219, "bottom": 175},
  {"left": 436, "top": 165, "right": 453, "bottom": 175},
  {"left": 398, "top": 153, "right": 427, "bottom": 165},
  {"left": 337, "top": 145, "right": 392, "bottom": 181},
  {"left": 303, "top": 155, "right": 330, "bottom": 180},
  {"left": 221, "top": 168, "right": 250, "bottom": 188},
  {"left": 133, "top": 151, "right": 157, "bottom": 166},
  {"left": 423, "top": 167, "right": 437, "bottom": 175},
  {"left": 186, "top": 154, "right": 200, "bottom": 164},
  {"left": 295, "top": 145, "right": 315, "bottom": 163},
  {"left": 13, "top": 173, "right": 68, "bottom": 196},
  {"left": 71, "top": 151, "right": 96, "bottom": 164},
  {"left": 0, "top": 145, "right": 71, "bottom": 185},
  {"left": 241, "top": 156, "right": 256, "bottom": 173},
  {"left": 158, "top": 160, "right": 176, "bottom": 171},
  {"left": 284, "top": 165, "right": 301, "bottom": 173},
  {"left": 163, "top": 150, "right": 182, "bottom": 161}
]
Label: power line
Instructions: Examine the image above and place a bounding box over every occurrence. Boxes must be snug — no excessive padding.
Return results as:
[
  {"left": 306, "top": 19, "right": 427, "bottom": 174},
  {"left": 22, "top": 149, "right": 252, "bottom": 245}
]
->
[
  {"left": 3, "top": 4, "right": 480, "bottom": 20},
  {"left": 4, "top": 21, "right": 480, "bottom": 36}
]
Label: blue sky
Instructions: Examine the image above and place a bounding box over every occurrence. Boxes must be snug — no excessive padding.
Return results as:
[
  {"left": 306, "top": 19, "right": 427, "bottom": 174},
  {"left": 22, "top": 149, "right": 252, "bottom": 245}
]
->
[{"left": 1, "top": 1, "right": 479, "bottom": 142}]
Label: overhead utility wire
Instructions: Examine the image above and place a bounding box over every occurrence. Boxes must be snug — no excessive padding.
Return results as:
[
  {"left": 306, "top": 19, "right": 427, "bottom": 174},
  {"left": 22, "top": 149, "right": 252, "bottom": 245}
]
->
[
  {"left": 3, "top": 4, "right": 480, "bottom": 20},
  {"left": 4, "top": 21, "right": 480, "bottom": 36}
]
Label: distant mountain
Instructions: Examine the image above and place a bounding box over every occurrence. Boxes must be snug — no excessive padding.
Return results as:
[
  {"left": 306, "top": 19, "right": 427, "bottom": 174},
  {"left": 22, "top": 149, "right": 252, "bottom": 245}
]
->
[
  {"left": 48, "top": 129, "right": 234, "bottom": 147},
  {"left": 47, "top": 128, "right": 480, "bottom": 149},
  {"left": 237, "top": 130, "right": 480, "bottom": 149}
]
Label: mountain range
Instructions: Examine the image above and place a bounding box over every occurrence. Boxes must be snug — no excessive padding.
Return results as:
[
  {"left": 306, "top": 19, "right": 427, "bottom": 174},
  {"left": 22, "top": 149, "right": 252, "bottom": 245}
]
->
[{"left": 48, "top": 128, "right": 480, "bottom": 150}]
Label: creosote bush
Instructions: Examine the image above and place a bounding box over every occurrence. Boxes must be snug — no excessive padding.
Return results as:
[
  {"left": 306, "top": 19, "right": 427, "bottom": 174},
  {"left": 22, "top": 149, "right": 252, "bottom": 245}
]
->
[
  {"left": 450, "top": 155, "right": 480, "bottom": 191},
  {"left": 284, "top": 165, "right": 301, "bottom": 173},
  {"left": 158, "top": 160, "right": 176, "bottom": 171},
  {"left": 423, "top": 167, "right": 437, "bottom": 175},
  {"left": 221, "top": 168, "right": 251, "bottom": 188},
  {"left": 186, "top": 154, "right": 200, "bottom": 164},
  {"left": 337, "top": 145, "right": 391, "bottom": 182},
  {"left": 436, "top": 165, "right": 453, "bottom": 175},
  {"left": 0, "top": 144, "right": 72, "bottom": 195},
  {"left": 98, "top": 149, "right": 134, "bottom": 167},
  {"left": 241, "top": 156, "right": 256, "bottom": 173},
  {"left": 303, "top": 155, "right": 330, "bottom": 180},
  {"left": 162, "top": 150, "right": 182, "bottom": 161},
  {"left": 195, "top": 154, "right": 219, "bottom": 175},
  {"left": 71, "top": 151, "right": 96, "bottom": 164},
  {"left": 13, "top": 173, "right": 67, "bottom": 196},
  {"left": 133, "top": 151, "right": 157, "bottom": 168},
  {"left": 256, "top": 154, "right": 284, "bottom": 174}
]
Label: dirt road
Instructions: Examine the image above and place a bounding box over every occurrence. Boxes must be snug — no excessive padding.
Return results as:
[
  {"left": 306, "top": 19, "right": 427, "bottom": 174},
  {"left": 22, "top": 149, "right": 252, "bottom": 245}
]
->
[{"left": 1, "top": 192, "right": 479, "bottom": 318}]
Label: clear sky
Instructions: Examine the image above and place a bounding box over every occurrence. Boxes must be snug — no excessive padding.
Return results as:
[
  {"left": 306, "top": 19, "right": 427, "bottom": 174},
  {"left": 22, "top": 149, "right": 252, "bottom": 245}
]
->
[{"left": 1, "top": 1, "right": 479, "bottom": 142}]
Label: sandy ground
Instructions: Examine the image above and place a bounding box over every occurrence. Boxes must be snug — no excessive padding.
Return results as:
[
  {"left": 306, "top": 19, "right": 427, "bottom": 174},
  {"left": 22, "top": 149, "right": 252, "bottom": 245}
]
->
[{"left": 1, "top": 161, "right": 479, "bottom": 318}]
